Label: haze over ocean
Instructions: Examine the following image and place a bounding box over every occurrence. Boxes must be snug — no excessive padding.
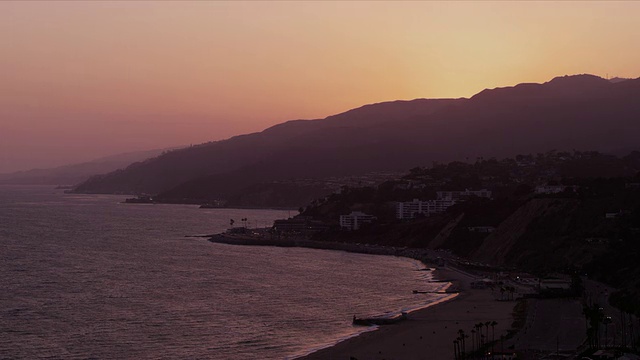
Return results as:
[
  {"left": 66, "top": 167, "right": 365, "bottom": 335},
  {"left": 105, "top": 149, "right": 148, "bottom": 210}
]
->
[{"left": 0, "top": 185, "right": 446, "bottom": 359}]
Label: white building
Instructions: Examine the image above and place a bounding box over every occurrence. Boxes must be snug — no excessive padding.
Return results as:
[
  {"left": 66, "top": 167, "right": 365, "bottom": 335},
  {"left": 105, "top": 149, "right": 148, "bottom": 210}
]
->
[
  {"left": 539, "top": 279, "right": 571, "bottom": 291},
  {"left": 339, "top": 211, "right": 376, "bottom": 230},
  {"left": 467, "top": 226, "right": 496, "bottom": 233},
  {"left": 605, "top": 211, "right": 621, "bottom": 219},
  {"left": 436, "top": 189, "right": 492, "bottom": 201},
  {"left": 535, "top": 185, "right": 571, "bottom": 194},
  {"left": 395, "top": 199, "right": 457, "bottom": 220}
]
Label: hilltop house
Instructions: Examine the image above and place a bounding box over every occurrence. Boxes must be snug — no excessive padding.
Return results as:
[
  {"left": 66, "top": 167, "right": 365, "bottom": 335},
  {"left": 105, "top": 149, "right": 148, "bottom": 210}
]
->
[
  {"left": 535, "top": 185, "right": 576, "bottom": 194},
  {"left": 467, "top": 226, "right": 496, "bottom": 233},
  {"left": 272, "top": 216, "right": 330, "bottom": 234},
  {"left": 395, "top": 189, "right": 492, "bottom": 220},
  {"left": 436, "top": 189, "right": 492, "bottom": 201},
  {"left": 339, "top": 211, "right": 376, "bottom": 231},
  {"left": 395, "top": 198, "right": 456, "bottom": 220}
]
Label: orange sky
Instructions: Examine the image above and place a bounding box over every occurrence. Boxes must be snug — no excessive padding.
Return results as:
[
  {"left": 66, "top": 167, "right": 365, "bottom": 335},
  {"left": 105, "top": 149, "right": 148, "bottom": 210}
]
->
[{"left": 1, "top": 1, "right": 639, "bottom": 172}]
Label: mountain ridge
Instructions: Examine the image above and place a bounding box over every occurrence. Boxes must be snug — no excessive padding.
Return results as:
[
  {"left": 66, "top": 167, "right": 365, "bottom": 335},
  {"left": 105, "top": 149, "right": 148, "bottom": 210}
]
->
[{"left": 73, "top": 74, "right": 640, "bottom": 206}]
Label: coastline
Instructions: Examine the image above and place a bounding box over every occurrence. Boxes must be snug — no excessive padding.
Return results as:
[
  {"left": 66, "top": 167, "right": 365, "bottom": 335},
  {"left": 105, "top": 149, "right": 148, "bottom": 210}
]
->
[
  {"left": 299, "top": 266, "right": 516, "bottom": 360},
  {"left": 209, "top": 233, "right": 519, "bottom": 360},
  {"left": 287, "top": 271, "right": 461, "bottom": 359},
  {"left": 209, "top": 233, "right": 450, "bottom": 265}
]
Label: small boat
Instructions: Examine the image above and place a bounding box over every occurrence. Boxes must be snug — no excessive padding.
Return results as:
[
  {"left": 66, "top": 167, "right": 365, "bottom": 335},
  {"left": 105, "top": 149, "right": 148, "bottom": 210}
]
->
[{"left": 413, "top": 289, "right": 457, "bottom": 294}]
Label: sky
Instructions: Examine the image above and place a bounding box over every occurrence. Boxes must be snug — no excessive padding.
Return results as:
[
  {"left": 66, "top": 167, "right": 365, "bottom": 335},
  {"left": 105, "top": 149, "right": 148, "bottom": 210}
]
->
[{"left": 1, "top": 1, "right": 639, "bottom": 173}]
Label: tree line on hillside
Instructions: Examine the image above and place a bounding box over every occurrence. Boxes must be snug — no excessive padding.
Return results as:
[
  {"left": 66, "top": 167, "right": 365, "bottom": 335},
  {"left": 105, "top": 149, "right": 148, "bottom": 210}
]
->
[
  {"left": 299, "top": 151, "right": 640, "bottom": 317},
  {"left": 302, "top": 150, "right": 640, "bottom": 222}
]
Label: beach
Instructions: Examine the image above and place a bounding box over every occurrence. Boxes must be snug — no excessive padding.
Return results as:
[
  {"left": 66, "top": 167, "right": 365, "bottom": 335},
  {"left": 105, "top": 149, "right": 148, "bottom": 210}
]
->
[
  {"left": 300, "top": 266, "right": 518, "bottom": 360},
  {"left": 209, "top": 234, "right": 522, "bottom": 359}
]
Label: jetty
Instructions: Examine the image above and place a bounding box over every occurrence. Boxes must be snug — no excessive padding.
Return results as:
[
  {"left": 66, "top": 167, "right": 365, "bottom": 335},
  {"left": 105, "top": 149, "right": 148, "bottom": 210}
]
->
[
  {"left": 412, "top": 290, "right": 458, "bottom": 294},
  {"left": 352, "top": 312, "right": 408, "bottom": 326}
]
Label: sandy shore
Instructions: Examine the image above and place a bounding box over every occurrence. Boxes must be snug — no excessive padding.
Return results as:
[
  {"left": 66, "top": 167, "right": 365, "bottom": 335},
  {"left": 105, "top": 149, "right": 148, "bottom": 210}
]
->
[{"left": 299, "top": 266, "right": 518, "bottom": 360}]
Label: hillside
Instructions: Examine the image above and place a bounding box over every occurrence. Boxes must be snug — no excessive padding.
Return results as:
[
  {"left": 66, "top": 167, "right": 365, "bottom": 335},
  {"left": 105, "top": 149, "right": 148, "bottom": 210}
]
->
[
  {"left": 74, "top": 99, "right": 461, "bottom": 196},
  {"left": 73, "top": 75, "right": 640, "bottom": 207},
  {"left": 296, "top": 152, "right": 640, "bottom": 304}
]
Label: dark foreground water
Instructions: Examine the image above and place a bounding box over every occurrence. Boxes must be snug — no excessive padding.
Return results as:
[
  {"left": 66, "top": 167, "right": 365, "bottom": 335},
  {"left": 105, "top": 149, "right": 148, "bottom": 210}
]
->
[{"left": 0, "top": 185, "right": 446, "bottom": 359}]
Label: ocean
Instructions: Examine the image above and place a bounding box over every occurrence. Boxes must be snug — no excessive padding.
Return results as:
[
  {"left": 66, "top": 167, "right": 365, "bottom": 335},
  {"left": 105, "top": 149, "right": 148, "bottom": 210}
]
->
[{"left": 0, "top": 185, "right": 447, "bottom": 359}]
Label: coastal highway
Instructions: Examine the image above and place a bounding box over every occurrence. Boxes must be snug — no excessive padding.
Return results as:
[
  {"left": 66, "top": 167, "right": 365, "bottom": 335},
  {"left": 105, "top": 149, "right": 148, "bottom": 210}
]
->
[
  {"left": 506, "top": 298, "right": 585, "bottom": 353},
  {"left": 583, "top": 278, "right": 638, "bottom": 349}
]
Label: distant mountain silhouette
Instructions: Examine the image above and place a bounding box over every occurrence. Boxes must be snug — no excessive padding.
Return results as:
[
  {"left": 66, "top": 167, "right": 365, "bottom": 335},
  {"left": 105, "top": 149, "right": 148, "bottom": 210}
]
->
[
  {"left": 73, "top": 75, "right": 640, "bottom": 203},
  {"left": 73, "top": 99, "right": 460, "bottom": 196},
  {"left": 0, "top": 148, "right": 173, "bottom": 186},
  {"left": 609, "top": 77, "right": 632, "bottom": 84}
]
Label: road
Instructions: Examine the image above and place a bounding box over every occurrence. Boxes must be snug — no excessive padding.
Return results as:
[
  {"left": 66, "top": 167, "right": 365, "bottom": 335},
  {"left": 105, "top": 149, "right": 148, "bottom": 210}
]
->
[
  {"left": 583, "top": 278, "right": 638, "bottom": 349},
  {"left": 506, "top": 298, "right": 586, "bottom": 353}
]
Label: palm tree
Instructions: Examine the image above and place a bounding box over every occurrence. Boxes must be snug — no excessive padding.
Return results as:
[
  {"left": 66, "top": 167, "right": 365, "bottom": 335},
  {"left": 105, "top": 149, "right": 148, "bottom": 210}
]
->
[
  {"left": 475, "top": 323, "right": 484, "bottom": 351},
  {"left": 454, "top": 339, "right": 460, "bottom": 360},
  {"left": 596, "top": 306, "right": 604, "bottom": 349},
  {"left": 603, "top": 316, "right": 612, "bottom": 348},
  {"left": 583, "top": 305, "right": 598, "bottom": 349},
  {"left": 490, "top": 321, "right": 498, "bottom": 353},
  {"left": 587, "top": 327, "right": 597, "bottom": 349},
  {"left": 458, "top": 329, "right": 467, "bottom": 358},
  {"left": 471, "top": 329, "right": 477, "bottom": 353},
  {"left": 620, "top": 308, "right": 625, "bottom": 348},
  {"left": 484, "top": 321, "right": 491, "bottom": 341},
  {"left": 463, "top": 333, "right": 469, "bottom": 358},
  {"left": 583, "top": 306, "right": 590, "bottom": 331},
  {"left": 628, "top": 312, "right": 635, "bottom": 351}
]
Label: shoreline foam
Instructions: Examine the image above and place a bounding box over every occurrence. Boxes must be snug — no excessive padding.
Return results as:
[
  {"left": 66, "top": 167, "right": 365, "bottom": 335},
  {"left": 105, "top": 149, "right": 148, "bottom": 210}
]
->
[
  {"left": 299, "top": 266, "right": 517, "bottom": 360},
  {"left": 209, "top": 233, "right": 517, "bottom": 360},
  {"left": 286, "top": 324, "right": 379, "bottom": 360},
  {"left": 288, "top": 265, "right": 457, "bottom": 360},
  {"left": 291, "top": 266, "right": 459, "bottom": 360}
]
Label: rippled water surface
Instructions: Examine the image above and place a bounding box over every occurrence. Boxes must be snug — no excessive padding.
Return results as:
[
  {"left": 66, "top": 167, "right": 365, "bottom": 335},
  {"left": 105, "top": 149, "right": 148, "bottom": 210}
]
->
[{"left": 0, "top": 185, "right": 445, "bottom": 359}]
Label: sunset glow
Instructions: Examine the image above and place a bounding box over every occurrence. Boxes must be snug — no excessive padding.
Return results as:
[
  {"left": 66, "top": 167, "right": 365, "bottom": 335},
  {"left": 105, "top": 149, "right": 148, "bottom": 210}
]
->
[{"left": 1, "top": 1, "right": 639, "bottom": 172}]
